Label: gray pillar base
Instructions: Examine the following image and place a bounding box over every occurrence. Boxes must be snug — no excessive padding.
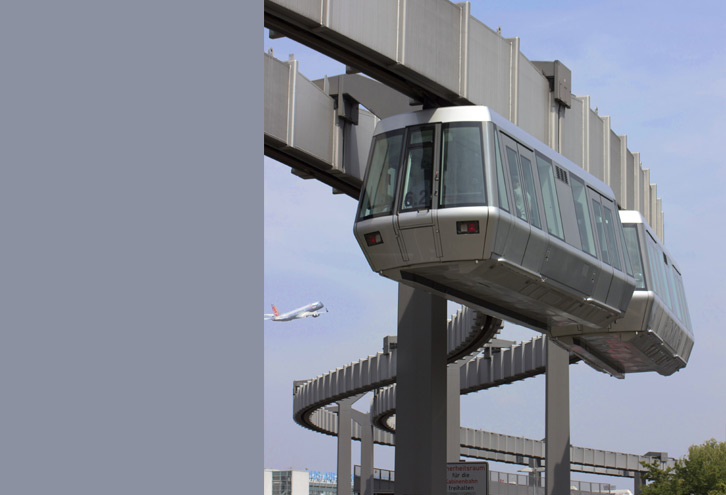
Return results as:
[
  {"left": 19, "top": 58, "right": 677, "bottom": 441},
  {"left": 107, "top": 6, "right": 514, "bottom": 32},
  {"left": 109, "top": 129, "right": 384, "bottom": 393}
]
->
[
  {"left": 394, "top": 284, "right": 448, "bottom": 495},
  {"left": 545, "top": 338, "right": 570, "bottom": 495}
]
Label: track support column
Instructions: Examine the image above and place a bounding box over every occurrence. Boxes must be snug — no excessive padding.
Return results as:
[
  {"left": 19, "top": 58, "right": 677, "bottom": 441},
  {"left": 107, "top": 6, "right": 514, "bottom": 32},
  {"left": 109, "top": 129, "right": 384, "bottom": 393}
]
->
[
  {"left": 447, "top": 362, "right": 463, "bottom": 462},
  {"left": 634, "top": 471, "right": 646, "bottom": 495},
  {"left": 394, "top": 284, "right": 448, "bottom": 495},
  {"left": 545, "top": 337, "right": 570, "bottom": 495},
  {"left": 337, "top": 398, "right": 355, "bottom": 495},
  {"left": 351, "top": 409, "right": 374, "bottom": 495}
]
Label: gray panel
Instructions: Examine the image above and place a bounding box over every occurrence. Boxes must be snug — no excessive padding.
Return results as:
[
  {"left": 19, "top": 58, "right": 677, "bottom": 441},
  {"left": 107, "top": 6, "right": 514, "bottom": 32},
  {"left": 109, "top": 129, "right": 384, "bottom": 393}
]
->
[
  {"left": 466, "top": 19, "right": 511, "bottom": 116},
  {"left": 656, "top": 184, "right": 658, "bottom": 235},
  {"left": 588, "top": 111, "right": 604, "bottom": 182},
  {"left": 625, "top": 151, "right": 635, "bottom": 210},
  {"left": 641, "top": 168, "right": 650, "bottom": 218},
  {"left": 264, "top": 53, "right": 291, "bottom": 144},
  {"left": 327, "top": 0, "right": 399, "bottom": 61},
  {"left": 343, "top": 110, "right": 378, "bottom": 181},
  {"left": 273, "top": 0, "right": 322, "bottom": 23},
  {"left": 517, "top": 57, "right": 550, "bottom": 143},
  {"left": 609, "top": 130, "right": 622, "bottom": 206},
  {"left": 403, "top": 0, "right": 462, "bottom": 94},
  {"left": 561, "top": 97, "right": 584, "bottom": 166},
  {"left": 293, "top": 72, "right": 335, "bottom": 162}
]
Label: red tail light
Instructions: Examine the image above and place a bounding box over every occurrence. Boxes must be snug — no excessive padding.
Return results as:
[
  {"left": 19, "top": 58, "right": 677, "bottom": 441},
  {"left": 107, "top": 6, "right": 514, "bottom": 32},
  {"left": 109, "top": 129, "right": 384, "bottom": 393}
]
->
[
  {"left": 365, "top": 231, "right": 383, "bottom": 246},
  {"left": 456, "top": 220, "right": 480, "bottom": 234}
]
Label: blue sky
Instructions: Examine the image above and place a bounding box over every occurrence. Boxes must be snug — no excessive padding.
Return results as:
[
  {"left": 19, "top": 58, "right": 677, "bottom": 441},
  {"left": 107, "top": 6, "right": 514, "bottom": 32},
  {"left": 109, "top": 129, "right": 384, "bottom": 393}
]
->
[{"left": 263, "top": 0, "right": 726, "bottom": 487}]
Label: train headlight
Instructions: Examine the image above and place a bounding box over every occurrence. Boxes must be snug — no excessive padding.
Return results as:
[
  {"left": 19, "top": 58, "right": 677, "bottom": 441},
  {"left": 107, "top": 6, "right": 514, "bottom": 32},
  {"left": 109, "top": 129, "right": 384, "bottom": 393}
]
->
[
  {"left": 456, "top": 220, "right": 480, "bottom": 234},
  {"left": 364, "top": 231, "right": 384, "bottom": 246}
]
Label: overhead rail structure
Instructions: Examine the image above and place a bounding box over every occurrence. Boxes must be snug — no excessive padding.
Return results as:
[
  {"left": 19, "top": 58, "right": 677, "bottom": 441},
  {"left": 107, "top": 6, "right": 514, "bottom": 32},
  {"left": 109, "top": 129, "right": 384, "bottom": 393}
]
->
[
  {"left": 264, "top": 0, "right": 665, "bottom": 239},
  {"left": 292, "top": 315, "right": 674, "bottom": 478}
]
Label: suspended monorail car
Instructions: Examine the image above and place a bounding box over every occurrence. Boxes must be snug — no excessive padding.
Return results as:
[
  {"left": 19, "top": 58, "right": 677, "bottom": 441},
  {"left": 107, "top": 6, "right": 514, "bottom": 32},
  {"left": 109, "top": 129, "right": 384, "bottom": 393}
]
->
[
  {"left": 353, "top": 106, "right": 643, "bottom": 369},
  {"left": 563, "top": 210, "right": 693, "bottom": 376}
]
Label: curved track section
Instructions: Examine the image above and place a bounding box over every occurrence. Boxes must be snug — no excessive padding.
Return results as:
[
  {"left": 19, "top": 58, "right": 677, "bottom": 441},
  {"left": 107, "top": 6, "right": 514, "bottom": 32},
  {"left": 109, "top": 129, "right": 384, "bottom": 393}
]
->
[
  {"left": 293, "top": 306, "right": 499, "bottom": 433},
  {"left": 370, "top": 335, "right": 580, "bottom": 431}
]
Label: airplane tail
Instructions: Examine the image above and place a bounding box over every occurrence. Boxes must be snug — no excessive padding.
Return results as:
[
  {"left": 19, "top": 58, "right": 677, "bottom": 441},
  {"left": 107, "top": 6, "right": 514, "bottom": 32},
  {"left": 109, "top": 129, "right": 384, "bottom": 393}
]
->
[{"left": 272, "top": 304, "right": 279, "bottom": 317}]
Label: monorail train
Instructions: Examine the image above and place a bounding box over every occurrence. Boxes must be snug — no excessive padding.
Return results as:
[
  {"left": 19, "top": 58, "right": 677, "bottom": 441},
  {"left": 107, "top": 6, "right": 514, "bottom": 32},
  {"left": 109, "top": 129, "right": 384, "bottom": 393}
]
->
[
  {"left": 572, "top": 210, "right": 693, "bottom": 376},
  {"left": 353, "top": 106, "right": 690, "bottom": 375}
]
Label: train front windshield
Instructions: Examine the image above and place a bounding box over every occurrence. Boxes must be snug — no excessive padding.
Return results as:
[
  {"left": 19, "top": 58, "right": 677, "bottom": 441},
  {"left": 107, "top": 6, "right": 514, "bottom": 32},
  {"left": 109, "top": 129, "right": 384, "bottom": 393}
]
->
[{"left": 358, "top": 123, "right": 487, "bottom": 219}]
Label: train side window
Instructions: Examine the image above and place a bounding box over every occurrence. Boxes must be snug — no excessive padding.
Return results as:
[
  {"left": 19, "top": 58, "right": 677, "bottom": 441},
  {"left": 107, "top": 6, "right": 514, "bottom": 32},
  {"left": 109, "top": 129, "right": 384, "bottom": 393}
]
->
[
  {"left": 656, "top": 248, "right": 674, "bottom": 312},
  {"left": 505, "top": 146, "right": 528, "bottom": 221},
  {"left": 646, "top": 233, "right": 668, "bottom": 305},
  {"left": 673, "top": 269, "right": 693, "bottom": 332},
  {"left": 519, "top": 154, "right": 542, "bottom": 229},
  {"left": 400, "top": 126, "right": 435, "bottom": 212},
  {"left": 617, "top": 219, "right": 634, "bottom": 276},
  {"left": 601, "top": 204, "right": 622, "bottom": 271},
  {"left": 358, "top": 131, "right": 404, "bottom": 219},
  {"left": 493, "top": 131, "right": 510, "bottom": 212},
  {"left": 664, "top": 257, "right": 683, "bottom": 321},
  {"left": 535, "top": 154, "right": 564, "bottom": 239},
  {"left": 570, "top": 176, "right": 597, "bottom": 257},
  {"left": 440, "top": 123, "right": 486, "bottom": 207},
  {"left": 591, "top": 199, "right": 610, "bottom": 265},
  {"left": 622, "top": 225, "right": 645, "bottom": 289}
]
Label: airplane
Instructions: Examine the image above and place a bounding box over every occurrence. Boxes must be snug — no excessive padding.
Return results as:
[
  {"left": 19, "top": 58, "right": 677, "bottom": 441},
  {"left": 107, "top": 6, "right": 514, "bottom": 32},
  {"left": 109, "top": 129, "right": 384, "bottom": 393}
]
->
[{"left": 264, "top": 301, "right": 327, "bottom": 321}]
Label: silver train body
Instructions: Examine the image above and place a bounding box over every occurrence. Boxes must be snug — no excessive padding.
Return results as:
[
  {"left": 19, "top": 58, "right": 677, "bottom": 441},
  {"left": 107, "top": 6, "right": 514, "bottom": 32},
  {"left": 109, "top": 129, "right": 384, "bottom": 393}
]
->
[
  {"left": 353, "top": 106, "right": 690, "bottom": 375},
  {"left": 580, "top": 210, "right": 693, "bottom": 376}
]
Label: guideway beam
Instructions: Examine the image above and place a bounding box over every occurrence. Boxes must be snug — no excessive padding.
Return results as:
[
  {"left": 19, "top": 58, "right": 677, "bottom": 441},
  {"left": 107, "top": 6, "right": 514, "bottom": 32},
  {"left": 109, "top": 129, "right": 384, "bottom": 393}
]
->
[{"left": 395, "top": 284, "right": 448, "bottom": 495}]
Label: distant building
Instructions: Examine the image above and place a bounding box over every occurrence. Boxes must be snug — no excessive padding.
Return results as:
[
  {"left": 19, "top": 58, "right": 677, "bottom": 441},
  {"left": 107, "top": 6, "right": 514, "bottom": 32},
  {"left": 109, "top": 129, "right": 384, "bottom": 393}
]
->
[
  {"left": 263, "top": 469, "right": 309, "bottom": 495},
  {"left": 263, "top": 469, "right": 340, "bottom": 495}
]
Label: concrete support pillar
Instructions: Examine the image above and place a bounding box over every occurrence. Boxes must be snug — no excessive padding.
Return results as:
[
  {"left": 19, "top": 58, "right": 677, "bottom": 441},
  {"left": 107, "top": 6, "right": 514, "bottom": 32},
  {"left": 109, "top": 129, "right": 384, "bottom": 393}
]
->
[
  {"left": 351, "top": 409, "right": 374, "bottom": 495},
  {"left": 337, "top": 398, "right": 355, "bottom": 495},
  {"left": 545, "top": 338, "right": 570, "bottom": 495},
  {"left": 634, "top": 471, "right": 645, "bottom": 495},
  {"left": 394, "top": 284, "right": 448, "bottom": 495},
  {"left": 447, "top": 362, "right": 462, "bottom": 463}
]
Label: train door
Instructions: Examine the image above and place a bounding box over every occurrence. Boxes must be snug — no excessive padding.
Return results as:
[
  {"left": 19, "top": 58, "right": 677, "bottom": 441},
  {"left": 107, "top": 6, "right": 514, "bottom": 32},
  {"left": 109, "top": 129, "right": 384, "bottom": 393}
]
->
[
  {"left": 393, "top": 124, "right": 442, "bottom": 264},
  {"left": 497, "top": 133, "right": 534, "bottom": 266},
  {"left": 587, "top": 187, "right": 614, "bottom": 304},
  {"left": 515, "top": 144, "right": 549, "bottom": 274},
  {"left": 600, "top": 196, "right": 634, "bottom": 311}
]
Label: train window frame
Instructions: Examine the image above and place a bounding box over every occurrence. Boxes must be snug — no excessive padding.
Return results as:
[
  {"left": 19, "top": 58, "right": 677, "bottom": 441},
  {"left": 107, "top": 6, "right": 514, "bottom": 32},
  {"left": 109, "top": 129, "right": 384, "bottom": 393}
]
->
[
  {"left": 645, "top": 231, "right": 671, "bottom": 309},
  {"left": 492, "top": 127, "right": 510, "bottom": 212},
  {"left": 672, "top": 266, "right": 693, "bottom": 332},
  {"left": 357, "top": 129, "right": 405, "bottom": 220},
  {"left": 504, "top": 144, "right": 528, "bottom": 222},
  {"left": 438, "top": 122, "right": 487, "bottom": 208},
  {"left": 600, "top": 201, "right": 622, "bottom": 271},
  {"left": 616, "top": 217, "right": 634, "bottom": 276},
  {"left": 569, "top": 175, "right": 597, "bottom": 258},
  {"left": 589, "top": 193, "right": 610, "bottom": 265},
  {"left": 663, "top": 255, "right": 684, "bottom": 322},
  {"left": 535, "top": 152, "right": 565, "bottom": 240},
  {"left": 398, "top": 125, "right": 437, "bottom": 213},
  {"left": 622, "top": 224, "right": 646, "bottom": 289},
  {"left": 518, "top": 149, "right": 543, "bottom": 230}
]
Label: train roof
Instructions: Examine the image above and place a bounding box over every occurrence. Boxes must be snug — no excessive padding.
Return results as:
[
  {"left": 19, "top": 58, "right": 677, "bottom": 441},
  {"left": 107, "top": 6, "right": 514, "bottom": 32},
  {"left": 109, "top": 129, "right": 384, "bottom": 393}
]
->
[{"left": 373, "top": 105, "right": 614, "bottom": 198}]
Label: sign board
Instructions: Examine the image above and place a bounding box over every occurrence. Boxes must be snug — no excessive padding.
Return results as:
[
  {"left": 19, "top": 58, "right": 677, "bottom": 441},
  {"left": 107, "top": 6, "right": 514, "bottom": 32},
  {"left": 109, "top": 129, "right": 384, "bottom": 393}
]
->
[{"left": 446, "top": 461, "right": 489, "bottom": 495}]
